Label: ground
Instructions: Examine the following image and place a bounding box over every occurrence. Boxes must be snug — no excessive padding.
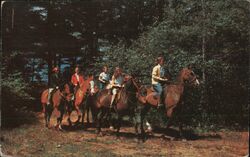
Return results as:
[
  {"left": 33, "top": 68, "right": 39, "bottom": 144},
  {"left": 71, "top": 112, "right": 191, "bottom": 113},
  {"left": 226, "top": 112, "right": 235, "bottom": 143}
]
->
[{"left": 0, "top": 111, "right": 249, "bottom": 157}]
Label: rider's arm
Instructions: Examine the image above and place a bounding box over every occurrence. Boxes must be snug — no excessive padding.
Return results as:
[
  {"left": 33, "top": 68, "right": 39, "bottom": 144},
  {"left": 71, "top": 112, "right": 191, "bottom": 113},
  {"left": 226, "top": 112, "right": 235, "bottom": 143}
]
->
[
  {"left": 110, "top": 75, "right": 115, "bottom": 87},
  {"left": 98, "top": 73, "right": 106, "bottom": 83}
]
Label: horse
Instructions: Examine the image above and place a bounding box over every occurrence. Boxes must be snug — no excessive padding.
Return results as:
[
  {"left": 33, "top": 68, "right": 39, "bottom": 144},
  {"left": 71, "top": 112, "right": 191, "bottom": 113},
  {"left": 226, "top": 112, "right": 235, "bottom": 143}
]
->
[
  {"left": 139, "top": 67, "right": 200, "bottom": 139},
  {"left": 91, "top": 75, "right": 141, "bottom": 137},
  {"left": 40, "top": 83, "right": 72, "bottom": 130},
  {"left": 67, "top": 76, "right": 93, "bottom": 127}
]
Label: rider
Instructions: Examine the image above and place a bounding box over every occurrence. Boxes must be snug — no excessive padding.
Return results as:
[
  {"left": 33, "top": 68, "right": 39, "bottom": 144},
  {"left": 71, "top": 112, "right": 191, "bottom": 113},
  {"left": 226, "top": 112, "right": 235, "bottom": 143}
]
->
[
  {"left": 89, "top": 73, "right": 96, "bottom": 96},
  {"left": 152, "top": 56, "right": 168, "bottom": 107},
  {"left": 109, "top": 67, "right": 124, "bottom": 109},
  {"left": 98, "top": 66, "right": 110, "bottom": 90},
  {"left": 47, "top": 66, "right": 62, "bottom": 105},
  {"left": 71, "top": 66, "right": 84, "bottom": 93}
]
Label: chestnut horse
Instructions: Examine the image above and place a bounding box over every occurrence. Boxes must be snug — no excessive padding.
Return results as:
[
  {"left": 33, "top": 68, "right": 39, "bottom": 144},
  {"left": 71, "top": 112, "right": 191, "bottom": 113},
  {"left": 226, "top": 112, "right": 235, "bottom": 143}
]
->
[
  {"left": 91, "top": 75, "right": 141, "bottom": 137},
  {"left": 139, "top": 67, "right": 200, "bottom": 138},
  {"left": 67, "top": 76, "right": 93, "bottom": 126},
  {"left": 41, "top": 83, "right": 72, "bottom": 130}
]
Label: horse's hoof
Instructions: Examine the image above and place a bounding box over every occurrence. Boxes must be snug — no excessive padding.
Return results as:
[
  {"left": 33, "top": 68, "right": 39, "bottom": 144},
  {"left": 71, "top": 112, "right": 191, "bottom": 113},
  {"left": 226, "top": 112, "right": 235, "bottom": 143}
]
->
[
  {"left": 181, "top": 138, "right": 187, "bottom": 142},
  {"left": 109, "top": 126, "right": 114, "bottom": 131},
  {"left": 58, "top": 126, "right": 64, "bottom": 132},
  {"left": 97, "top": 132, "right": 104, "bottom": 137}
]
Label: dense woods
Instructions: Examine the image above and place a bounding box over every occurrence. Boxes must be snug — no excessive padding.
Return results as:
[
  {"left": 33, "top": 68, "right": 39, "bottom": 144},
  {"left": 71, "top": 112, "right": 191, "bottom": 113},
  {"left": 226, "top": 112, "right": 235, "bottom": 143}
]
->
[{"left": 1, "top": 0, "right": 249, "bottom": 129}]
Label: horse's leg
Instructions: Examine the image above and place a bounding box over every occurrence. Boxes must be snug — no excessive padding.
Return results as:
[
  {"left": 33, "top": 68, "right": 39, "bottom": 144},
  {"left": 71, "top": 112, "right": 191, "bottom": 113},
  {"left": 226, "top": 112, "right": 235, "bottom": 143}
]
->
[
  {"left": 45, "top": 104, "right": 53, "bottom": 128},
  {"left": 116, "top": 114, "right": 122, "bottom": 138},
  {"left": 74, "top": 105, "right": 82, "bottom": 124},
  {"left": 81, "top": 103, "right": 86, "bottom": 128},
  {"left": 166, "top": 116, "right": 174, "bottom": 129},
  {"left": 140, "top": 104, "right": 150, "bottom": 141},
  {"left": 44, "top": 104, "right": 49, "bottom": 127},
  {"left": 133, "top": 113, "right": 139, "bottom": 137},
  {"left": 57, "top": 109, "right": 64, "bottom": 131},
  {"left": 178, "top": 103, "right": 185, "bottom": 139},
  {"left": 54, "top": 106, "right": 61, "bottom": 129},
  {"left": 67, "top": 101, "right": 73, "bottom": 126},
  {"left": 86, "top": 105, "right": 90, "bottom": 125},
  {"left": 96, "top": 108, "right": 105, "bottom": 135}
]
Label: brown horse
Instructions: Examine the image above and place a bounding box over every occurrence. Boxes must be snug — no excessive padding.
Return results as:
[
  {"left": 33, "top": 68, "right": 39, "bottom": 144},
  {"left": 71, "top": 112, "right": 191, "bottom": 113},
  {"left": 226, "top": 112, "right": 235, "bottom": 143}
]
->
[
  {"left": 139, "top": 67, "right": 200, "bottom": 138},
  {"left": 91, "top": 75, "right": 141, "bottom": 137},
  {"left": 67, "top": 76, "right": 93, "bottom": 126},
  {"left": 40, "top": 83, "right": 72, "bottom": 130}
]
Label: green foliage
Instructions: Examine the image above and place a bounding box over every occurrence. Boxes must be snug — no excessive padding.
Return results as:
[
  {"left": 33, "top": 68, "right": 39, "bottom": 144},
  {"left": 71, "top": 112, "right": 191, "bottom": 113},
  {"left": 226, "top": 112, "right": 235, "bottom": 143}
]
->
[
  {"left": 1, "top": 72, "right": 33, "bottom": 100},
  {"left": 96, "top": 0, "right": 249, "bottom": 129}
]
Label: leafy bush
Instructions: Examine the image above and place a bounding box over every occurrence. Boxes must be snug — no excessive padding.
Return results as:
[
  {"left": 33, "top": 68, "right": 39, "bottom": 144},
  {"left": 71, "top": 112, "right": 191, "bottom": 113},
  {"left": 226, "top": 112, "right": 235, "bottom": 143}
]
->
[{"left": 95, "top": 0, "right": 249, "bottom": 129}]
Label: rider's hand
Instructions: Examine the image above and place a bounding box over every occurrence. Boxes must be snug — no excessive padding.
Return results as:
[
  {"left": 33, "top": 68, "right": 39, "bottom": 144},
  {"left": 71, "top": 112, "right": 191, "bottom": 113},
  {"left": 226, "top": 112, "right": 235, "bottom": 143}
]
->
[{"left": 163, "top": 78, "right": 168, "bottom": 81}]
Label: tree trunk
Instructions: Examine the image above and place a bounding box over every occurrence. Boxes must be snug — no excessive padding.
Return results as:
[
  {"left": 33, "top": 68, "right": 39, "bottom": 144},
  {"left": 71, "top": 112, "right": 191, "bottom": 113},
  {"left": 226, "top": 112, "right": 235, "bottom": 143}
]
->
[
  {"left": 47, "top": 2, "right": 54, "bottom": 86},
  {"left": 12, "top": 7, "right": 14, "bottom": 29},
  {"left": 201, "top": 0, "right": 207, "bottom": 115}
]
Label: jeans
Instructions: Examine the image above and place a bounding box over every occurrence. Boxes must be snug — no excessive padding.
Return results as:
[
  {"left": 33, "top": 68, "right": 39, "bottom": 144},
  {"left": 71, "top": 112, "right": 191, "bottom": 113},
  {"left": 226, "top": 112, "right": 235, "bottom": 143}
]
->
[
  {"left": 153, "top": 84, "right": 163, "bottom": 96},
  {"left": 99, "top": 82, "right": 106, "bottom": 90}
]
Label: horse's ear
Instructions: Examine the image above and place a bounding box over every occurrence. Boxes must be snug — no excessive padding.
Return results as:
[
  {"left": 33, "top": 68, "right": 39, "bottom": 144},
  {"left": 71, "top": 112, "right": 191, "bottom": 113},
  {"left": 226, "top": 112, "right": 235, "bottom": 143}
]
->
[{"left": 187, "top": 64, "right": 194, "bottom": 70}]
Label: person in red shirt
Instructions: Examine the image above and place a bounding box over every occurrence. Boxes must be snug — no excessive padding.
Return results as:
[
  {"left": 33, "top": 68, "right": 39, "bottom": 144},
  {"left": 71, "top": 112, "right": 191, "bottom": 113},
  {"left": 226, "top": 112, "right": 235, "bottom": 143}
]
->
[{"left": 71, "top": 66, "right": 84, "bottom": 92}]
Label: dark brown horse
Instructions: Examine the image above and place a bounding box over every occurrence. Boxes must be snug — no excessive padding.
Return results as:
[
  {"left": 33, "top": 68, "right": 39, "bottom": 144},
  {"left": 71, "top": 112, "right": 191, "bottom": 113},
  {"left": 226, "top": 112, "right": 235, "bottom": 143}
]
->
[
  {"left": 90, "top": 75, "right": 141, "bottom": 137},
  {"left": 41, "top": 83, "right": 72, "bottom": 130},
  {"left": 139, "top": 67, "right": 200, "bottom": 138}
]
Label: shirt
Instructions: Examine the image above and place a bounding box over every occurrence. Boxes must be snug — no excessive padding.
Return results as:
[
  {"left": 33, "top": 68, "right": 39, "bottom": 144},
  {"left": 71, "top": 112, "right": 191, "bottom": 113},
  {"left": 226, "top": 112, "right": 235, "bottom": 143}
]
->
[
  {"left": 99, "top": 72, "right": 110, "bottom": 82},
  {"left": 152, "top": 64, "right": 165, "bottom": 85},
  {"left": 111, "top": 75, "right": 123, "bottom": 87}
]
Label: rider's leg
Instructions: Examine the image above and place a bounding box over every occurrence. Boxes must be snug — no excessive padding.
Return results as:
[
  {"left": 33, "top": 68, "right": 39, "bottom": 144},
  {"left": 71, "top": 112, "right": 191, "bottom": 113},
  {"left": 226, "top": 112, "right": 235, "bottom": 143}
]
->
[
  {"left": 99, "top": 82, "right": 103, "bottom": 90},
  {"left": 47, "top": 88, "right": 54, "bottom": 105},
  {"left": 153, "top": 84, "right": 163, "bottom": 107},
  {"left": 110, "top": 88, "right": 117, "bottom": 108}
]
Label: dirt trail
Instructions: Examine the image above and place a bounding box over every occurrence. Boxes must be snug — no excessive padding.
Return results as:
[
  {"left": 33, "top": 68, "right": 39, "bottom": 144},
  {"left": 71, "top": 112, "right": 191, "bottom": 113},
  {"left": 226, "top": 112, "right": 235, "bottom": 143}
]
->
[{"left": 1, "top": 111, "right": 249, "bottom": 157}]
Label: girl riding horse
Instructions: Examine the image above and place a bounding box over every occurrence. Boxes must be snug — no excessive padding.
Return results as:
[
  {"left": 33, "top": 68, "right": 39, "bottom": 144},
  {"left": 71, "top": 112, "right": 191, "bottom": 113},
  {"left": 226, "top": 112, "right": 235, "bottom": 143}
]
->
[{"left": 92, "top": 74, "right": 141, "bottom": 137}]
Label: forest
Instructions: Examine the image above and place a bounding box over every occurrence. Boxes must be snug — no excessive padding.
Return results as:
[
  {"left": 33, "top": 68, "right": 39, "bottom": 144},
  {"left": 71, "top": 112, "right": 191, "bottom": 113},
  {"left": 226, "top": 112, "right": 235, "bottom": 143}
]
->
[
  {"left": 1, "top": 0, "right": 249, "bottom": 130},
  {"left": 1, "top": 1, "right": 249, "bottom": 156}
]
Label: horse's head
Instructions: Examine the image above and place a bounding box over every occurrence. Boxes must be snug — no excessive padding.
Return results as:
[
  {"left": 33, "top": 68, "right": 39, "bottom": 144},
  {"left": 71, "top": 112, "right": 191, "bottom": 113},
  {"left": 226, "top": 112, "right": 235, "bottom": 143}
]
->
[
  {"left": 63, "top": 83, "right": 71, "bottom": 94},
  {"left": 179, "top": 68, "right": 200, "bottom": 86},
  {"left": 79, "top": 76, "right": 93, "bottom": 90},
  {"left": 124, "top": 74, "right": 140, "bottom": 93},
  {"left": 59, "top": 83, "right": 74, "bottom": 102}
]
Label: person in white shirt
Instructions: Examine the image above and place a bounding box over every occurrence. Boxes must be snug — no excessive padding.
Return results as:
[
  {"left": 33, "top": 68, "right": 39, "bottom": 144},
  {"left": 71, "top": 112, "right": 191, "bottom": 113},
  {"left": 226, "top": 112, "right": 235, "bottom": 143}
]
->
[
  {"left": 98, "top": 66, "right": 110, "bottom": 90},
  {"left": 109, "top": 67, "right": 124, "bottom": 108},
  {"left": 89, "top": 74, "right": 95, "bottom": 95},
  {"left": 152, "top": 56, "right": 168, "bottom": 107}
]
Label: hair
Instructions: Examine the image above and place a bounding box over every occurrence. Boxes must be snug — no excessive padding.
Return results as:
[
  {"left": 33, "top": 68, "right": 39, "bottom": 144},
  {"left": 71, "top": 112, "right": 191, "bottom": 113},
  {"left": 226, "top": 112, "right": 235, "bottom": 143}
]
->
[
  {"left": 88, "top": 73, "right": 94, "bottom": 77},
  {"left": 52, "top": 66, "right": 59, "bottom": 72},
  {"left": 113, "top": 67, "right": 121, "bottom": 78},
  {"left": 155, "top": 56, "right": 164, "bottom": 65},
  {"left": 102, "top": 66, "right": 108, "bottom": 71}
]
